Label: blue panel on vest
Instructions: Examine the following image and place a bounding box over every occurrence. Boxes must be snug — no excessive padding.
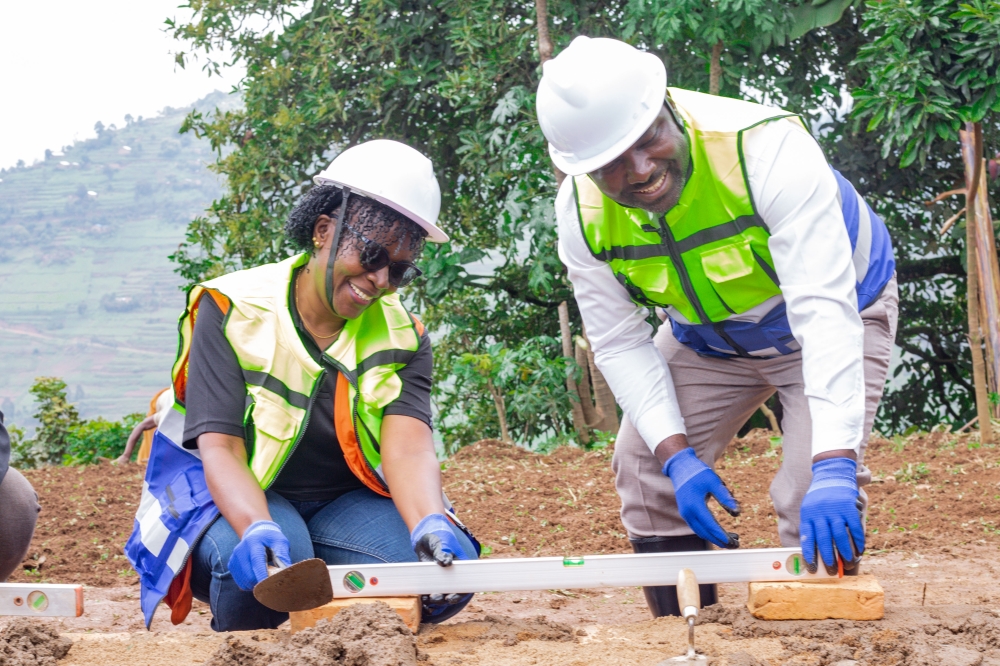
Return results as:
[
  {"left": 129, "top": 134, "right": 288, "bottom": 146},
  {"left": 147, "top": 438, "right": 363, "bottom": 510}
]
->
[
  {"left": 125, "top": 430, "right": 219, "bottom": 628},
  {"left": 670, "top": 170, "right": 895, "bottom": 357}
]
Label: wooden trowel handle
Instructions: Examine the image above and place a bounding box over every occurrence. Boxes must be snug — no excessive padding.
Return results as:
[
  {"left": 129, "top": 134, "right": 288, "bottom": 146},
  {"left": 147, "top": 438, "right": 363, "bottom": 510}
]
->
[{"left": 676, "top": 568, "right": 699, "bottom": 619}]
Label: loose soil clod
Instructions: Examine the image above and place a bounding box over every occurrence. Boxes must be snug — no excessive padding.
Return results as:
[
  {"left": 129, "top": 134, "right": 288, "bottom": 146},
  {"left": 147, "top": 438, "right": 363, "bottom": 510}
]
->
[
  {"left": 203, "top": 601, "right": 417, "bottom": 666},
  {"left": 0, "top": 618, "right": 72, "bottom": 666}
]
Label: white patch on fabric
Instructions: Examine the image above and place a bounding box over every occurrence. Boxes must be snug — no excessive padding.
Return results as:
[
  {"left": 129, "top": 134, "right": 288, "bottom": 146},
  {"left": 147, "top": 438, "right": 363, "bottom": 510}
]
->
[
  {"left": 165, "top": 536, "right": 190, "bottom": 573},
  {"left": 852, "top": 192, "right": 872, "bottom": 284}
]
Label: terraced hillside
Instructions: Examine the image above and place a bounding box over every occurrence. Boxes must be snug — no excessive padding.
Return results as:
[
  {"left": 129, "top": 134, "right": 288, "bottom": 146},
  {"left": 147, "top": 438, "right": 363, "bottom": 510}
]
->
[{"left": 0, "top": 92, "right": 235, "bottom": 425}]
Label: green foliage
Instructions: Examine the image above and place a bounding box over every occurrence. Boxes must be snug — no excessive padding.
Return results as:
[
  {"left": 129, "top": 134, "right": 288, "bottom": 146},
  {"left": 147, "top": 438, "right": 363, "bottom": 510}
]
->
[
  {"left": 27, "top": 377, "right": 82, "bottom": 466},
  {"left": 853, "top": 0, "right": 1000, "bottom": 167},
  {"left": 442, "top": 336, "right": 574, "bottom": 452},
  {"left": 895, "top": 461, "right": 930, "bottom": 482},
  {"left": 10, "top": 377, "right": 140, "bottom": 468},
  {"left": 63, "top": 413, "right": 144, "bottom": 465}
]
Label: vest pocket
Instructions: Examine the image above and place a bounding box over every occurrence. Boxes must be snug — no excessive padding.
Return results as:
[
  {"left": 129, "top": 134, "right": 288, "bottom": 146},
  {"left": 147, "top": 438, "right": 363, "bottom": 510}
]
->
[
  {"left": 699, "top": 239, "right": 778, "bottom": 314},
  {"left": 250, "top": 391, "right": 299, "bottom": 443},
  {"left": 160, "top": 470, "right": 198, "bottom": 532},
  {"left": 621, "top": 261, "right": 694, "bottom": 321}
]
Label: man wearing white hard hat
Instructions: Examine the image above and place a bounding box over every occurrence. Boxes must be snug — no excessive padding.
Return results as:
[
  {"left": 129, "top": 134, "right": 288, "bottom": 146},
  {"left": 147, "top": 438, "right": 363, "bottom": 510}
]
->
[
  {"left": 536, "top": 37, "right": 897, "bottom": 616},
  {"left": 125, "top": 140, "right": 479, "bottom": 631}
]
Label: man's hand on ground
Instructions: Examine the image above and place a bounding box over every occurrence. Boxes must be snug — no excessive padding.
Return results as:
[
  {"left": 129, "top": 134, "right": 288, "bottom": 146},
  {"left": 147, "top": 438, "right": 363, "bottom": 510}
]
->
[
  {"left": 799, "top": 456, "right": 864, "bottom": 575},
  {"left": 662, "top": 447, "right": 741, "bottom": 549}
]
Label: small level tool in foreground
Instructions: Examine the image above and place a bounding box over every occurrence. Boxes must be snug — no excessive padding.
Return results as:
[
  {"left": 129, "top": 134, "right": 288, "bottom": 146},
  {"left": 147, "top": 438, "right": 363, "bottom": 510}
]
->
[{"left": 0, "top": 583, "right": 84, "bottom": 617}]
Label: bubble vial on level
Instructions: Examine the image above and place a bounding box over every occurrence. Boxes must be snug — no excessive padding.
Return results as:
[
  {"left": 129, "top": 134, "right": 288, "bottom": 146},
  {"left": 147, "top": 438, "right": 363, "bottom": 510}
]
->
[
  {"left": 786, "top": 553, "right": 804, "bottom": 576},
  {"left": 344, "top": 571, "right": 366, "bottom": 593},
  {"left": 562, "top": 557, "right": 585, "bottom": 567}
]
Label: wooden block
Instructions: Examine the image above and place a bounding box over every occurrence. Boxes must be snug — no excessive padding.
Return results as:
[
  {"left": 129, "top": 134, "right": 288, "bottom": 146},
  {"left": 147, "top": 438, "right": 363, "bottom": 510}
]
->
[
  {"left": 289, "top": 596, "right": 421, "bottom": 634},
  {"left": 746, "top": 573, "right": 884, "bottom": 621}
]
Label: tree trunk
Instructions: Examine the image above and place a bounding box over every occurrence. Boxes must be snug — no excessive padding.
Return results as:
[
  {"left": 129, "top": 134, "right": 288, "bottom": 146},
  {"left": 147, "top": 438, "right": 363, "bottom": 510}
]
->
[
  {"left": 534, "top": 1, "right": 567, "bottom": 185},
  {"left": 760, "top": 403, "right": 781, "bottom": 435},
  {"left": 578, "top": 325, "right": 619, "bottom": 434},
  {"left": 588, "top": 352, "right": 619, "bottom": 434},
  {"left": 534, "top": 0, "right": 553, "bottom": 64},
  {"left": 961, "top": 126, "right": 995, "bottom": 444},
  {"left": 574, "top": 337, "right": 600, "bottom": 426},
  {"left": 963, "top": 124, "right": 1000, "bottom": 420},
  {"left": 559, "top": 301, "right": 590, "bottom": 445},
  {"left": 488, "top": 379, "right": 511, "bottom": 443},
  {"left": 709, "top": 40, "right": 723, "bottom": 96}
]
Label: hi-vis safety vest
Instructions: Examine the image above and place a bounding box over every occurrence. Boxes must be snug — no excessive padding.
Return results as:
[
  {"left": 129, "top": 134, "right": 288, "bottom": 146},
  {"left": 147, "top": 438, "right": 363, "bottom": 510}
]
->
[
  {"left": 126, "top": 253, "right": 452, "bottom": 628},
  {"left": 576, "top": 88, "right": 895, "bottom": 358}
]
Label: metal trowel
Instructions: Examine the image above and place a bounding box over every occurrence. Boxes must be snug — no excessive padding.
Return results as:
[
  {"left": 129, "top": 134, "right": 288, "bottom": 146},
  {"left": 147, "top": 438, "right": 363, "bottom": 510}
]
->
[
  {"left": 253, "top": 556, "right": 333, "bottom": 612},
  {"left": 657, "top": 568, "right": 707, "bottom": 664}
]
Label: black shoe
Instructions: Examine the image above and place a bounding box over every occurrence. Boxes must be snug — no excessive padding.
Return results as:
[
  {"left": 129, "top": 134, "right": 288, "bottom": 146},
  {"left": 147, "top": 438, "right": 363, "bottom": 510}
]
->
[{"left": 631, "top": 534, "right": 718, "bottom": 617}]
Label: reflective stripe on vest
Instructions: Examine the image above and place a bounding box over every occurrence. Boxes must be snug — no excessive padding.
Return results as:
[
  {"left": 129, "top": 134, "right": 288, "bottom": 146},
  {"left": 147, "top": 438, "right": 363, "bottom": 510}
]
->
[{"left": 577, "top": 87, "right": 894, "bottom": 358}]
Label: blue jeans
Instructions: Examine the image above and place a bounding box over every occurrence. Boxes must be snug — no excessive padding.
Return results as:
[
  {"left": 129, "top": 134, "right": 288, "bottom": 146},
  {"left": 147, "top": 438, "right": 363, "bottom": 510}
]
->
[{"left": 190, "top": 487, "right": 477, "bottom": 631}]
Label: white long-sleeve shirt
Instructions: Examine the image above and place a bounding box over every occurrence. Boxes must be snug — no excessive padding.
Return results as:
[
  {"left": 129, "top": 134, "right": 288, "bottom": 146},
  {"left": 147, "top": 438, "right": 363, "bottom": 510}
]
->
[{"left": 557, "top": 117, "right": 866, "bottom": 458}]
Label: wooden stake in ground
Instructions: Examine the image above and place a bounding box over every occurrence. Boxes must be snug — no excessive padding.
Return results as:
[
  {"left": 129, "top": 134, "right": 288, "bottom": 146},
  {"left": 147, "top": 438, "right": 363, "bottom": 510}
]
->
[{"left": 960, "top": 125, "right": 996, "bottom": 444}]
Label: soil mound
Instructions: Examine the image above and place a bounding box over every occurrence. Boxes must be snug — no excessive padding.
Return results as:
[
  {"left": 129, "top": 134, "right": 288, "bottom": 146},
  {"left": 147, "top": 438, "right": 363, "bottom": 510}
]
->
[
  {"left": 418, "top": 614, "right": 574, "bottom": 647},
  {"left": 203, "top": 601, "right": 416, "bottom": 666},
  {"left": 701, "top": 603, "right": 1000, "bottom": 665},
  {"left": 0, "top": 618, "right": 72, "bottom": 665}
]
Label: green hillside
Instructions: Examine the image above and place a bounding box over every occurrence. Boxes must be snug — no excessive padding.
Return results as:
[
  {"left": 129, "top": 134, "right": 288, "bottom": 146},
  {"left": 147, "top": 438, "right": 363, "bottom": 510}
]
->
[{"left": 0, "top": 92, "right": 235, "bottom": 426}]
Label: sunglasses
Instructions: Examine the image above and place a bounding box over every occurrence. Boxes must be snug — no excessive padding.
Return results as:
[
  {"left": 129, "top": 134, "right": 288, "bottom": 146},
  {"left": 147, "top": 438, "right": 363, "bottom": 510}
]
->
[{"left": 344, "top": 224, "right": 423, "bottom": 288}]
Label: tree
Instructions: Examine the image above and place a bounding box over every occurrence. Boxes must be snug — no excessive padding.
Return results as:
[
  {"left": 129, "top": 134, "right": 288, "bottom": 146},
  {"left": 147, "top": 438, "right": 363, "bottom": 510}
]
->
[
  {"left": 167, "top": 0, "right": 995, "bottom": 442},
  {"left": 853, "top": 0, "right": 1000, "bottom": 436},
  {"left": 26, "top": 377, "right": 81, "bottom": 466}
]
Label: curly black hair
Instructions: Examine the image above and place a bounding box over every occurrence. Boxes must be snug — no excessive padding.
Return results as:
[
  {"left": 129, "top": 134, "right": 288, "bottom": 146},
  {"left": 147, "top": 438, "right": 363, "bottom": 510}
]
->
[{"left": 285, "top": 184, "right": 427, "bottom": 259}]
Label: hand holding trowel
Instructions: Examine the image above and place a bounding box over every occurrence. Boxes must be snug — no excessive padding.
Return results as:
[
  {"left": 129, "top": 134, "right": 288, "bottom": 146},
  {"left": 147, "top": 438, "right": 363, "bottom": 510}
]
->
[{"left": 230, "top": 520, "right": 334, "bottom": 612}]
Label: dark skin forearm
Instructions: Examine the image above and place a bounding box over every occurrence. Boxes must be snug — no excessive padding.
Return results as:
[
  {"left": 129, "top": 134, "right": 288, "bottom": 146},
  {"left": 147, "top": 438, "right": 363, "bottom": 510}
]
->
[
  {"left": 381, "top": 414, "right": 447, "bottom": 530},
  {"left": 654, "top": 434, "right": 856, "bottom": 467},
  {"left": 199, "top": 432, "right": 271, "bottom": 538}
]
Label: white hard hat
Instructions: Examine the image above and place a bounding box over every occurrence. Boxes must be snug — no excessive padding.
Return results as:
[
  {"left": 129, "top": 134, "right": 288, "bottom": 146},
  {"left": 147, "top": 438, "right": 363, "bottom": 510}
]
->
[
  {"left": 536, "top": 36, "right": 667, "bottom": 176},
  {"left": 313, "top": 139, "right": 448, "bottom": 243}
]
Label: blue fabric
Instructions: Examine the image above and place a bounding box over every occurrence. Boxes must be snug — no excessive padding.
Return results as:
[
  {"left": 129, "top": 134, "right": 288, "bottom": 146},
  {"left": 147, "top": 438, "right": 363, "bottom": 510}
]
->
[
  {"left": 227, "top": 520, "right": 291, "bottom": 591},
  {"left": 670, "top": 169, "right": 895, "bottom": 358},
  {"left": 799, "top": 457, "right": 864, "bottom": 573},
  {"left": 125, "top": 429, "right": 219, "bottom": 629},
  {"left": 663, "top": 448, "right": 740, "bottom": 549},
  {"left": 831, "top": 169, "right": 896, "bottom": 310},
  {"left": 189, "top": 487, "right": 478, "bottom": 631}
]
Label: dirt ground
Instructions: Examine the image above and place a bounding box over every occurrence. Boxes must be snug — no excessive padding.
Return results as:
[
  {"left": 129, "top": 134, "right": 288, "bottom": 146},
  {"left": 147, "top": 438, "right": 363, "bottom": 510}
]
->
[{"left": 5, "top": 429, "right": 1000, "bottom": 664}]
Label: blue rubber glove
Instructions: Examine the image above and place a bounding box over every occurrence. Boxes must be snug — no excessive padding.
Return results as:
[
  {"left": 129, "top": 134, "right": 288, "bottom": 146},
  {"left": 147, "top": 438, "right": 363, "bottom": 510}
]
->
[
  {"left": 799, "top": 457, "right": 864, "bottom": 575},
  {"left": 227, "top": 520, "right": 292, "bottom": 591},
  {"left": 663, "top": 447, "right": 741, "bottom": 549},
  {"left": 411, "top": 513, "right": 474, "bottom": 622}
]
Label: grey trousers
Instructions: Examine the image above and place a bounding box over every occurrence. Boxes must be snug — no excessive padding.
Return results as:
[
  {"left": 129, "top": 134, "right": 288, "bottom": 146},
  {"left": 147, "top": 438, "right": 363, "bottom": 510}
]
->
[
  {"left": 0, "top": 468, "right": 40, "bottom": 581},
  {"left": 612, "top": 278, "right": 899, "bottom": 546}
]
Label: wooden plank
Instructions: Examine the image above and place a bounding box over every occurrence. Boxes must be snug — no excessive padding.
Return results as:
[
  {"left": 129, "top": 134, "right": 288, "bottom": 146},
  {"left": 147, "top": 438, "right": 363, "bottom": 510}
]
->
[
  {"left": 289, "top": 596, "right": 421, "bottom": 634},
  {"left": 746, "top": 573, "right": 884, "bottom": 621}
]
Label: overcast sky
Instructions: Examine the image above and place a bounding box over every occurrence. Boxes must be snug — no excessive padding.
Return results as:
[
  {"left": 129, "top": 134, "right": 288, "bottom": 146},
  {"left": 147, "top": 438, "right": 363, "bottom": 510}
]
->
[{"left": 0, "top": 0, "right": 245, "bottom": 169}]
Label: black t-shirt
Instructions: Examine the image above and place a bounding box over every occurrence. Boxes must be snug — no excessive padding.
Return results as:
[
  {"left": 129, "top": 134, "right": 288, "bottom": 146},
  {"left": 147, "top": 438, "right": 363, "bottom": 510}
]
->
[{"left": 182, "top": 275, "right": 433, "bottom": 502}]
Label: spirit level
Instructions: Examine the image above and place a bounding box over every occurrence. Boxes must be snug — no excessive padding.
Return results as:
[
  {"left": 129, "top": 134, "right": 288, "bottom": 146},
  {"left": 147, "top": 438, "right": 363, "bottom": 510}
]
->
[
  {"left": 327, "top": 548, "right": 831, "bottom": 598},
  {"left": 0, "top": 583, "right": 84, "bottom": 617}
]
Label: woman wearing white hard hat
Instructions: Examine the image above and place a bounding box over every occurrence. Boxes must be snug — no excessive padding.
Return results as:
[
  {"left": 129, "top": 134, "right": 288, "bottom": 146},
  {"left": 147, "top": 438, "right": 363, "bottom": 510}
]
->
[{"left": 140, "top": 140, "right": 478, "bottom": 631}]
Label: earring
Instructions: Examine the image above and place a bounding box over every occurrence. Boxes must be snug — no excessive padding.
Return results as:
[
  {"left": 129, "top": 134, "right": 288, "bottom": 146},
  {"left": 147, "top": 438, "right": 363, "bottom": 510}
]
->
[{"left": 313, "top": 238, "right": 322, "bottom": 248}]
